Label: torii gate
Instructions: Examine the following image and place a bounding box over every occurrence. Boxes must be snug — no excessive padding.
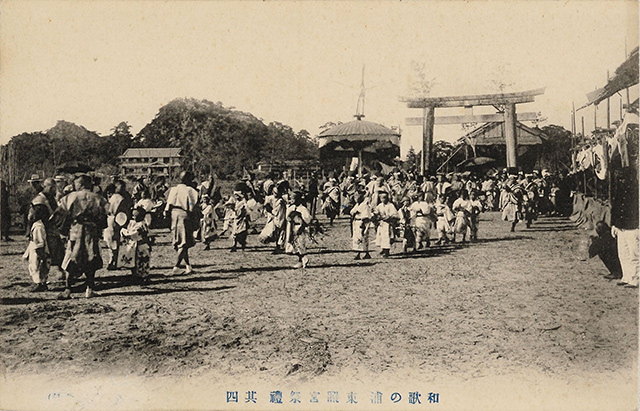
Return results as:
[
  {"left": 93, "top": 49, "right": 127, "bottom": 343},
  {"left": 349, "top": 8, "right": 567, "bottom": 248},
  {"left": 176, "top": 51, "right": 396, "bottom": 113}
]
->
[{"left": 401, "top": 88, "right": 545, "bottom": 175}]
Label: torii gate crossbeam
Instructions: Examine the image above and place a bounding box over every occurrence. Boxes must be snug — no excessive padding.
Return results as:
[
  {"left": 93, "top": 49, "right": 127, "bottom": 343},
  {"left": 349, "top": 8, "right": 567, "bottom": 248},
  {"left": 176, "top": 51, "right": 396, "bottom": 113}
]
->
[{"left": 401, "top": 88, "right": 545, "bottom": 175}]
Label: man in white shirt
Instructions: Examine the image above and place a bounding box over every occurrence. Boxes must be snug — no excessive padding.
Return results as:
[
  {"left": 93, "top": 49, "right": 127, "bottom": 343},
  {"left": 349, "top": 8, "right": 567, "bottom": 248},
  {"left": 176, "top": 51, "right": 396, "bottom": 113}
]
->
[{"left": 165, "top": 171, "right": 199, "bottom": 275}]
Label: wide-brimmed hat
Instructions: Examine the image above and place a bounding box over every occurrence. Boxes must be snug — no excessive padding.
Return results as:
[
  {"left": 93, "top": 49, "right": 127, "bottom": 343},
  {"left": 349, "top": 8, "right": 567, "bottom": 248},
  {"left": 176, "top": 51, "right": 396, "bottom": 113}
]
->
[
  {"left": 54, "top": 175, "right": 66, "bottom": 182},
  {"left": 27, "top": 174, "right": 42, "bottom": 183}
]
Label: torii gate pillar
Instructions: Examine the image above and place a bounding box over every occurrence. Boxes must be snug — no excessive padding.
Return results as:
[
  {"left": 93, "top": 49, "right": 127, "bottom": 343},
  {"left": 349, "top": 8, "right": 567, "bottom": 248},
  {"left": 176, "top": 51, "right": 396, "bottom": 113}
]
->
[
  {"left": 504, "top": 103, "right": 518, "bottom": 168},
  {"left": 421, "top": 106, "right": 435, "bottom": 175}
]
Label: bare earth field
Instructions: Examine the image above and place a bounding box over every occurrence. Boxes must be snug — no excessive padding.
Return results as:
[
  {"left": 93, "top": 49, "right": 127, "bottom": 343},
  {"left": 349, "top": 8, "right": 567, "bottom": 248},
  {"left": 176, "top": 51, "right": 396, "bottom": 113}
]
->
[{"left": 0, "top": 212, "right": 637, "bottom": 410}]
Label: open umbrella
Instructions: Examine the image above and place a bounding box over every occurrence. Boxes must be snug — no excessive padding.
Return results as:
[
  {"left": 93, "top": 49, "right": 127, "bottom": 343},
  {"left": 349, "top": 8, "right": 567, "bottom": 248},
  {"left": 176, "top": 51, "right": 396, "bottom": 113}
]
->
[
  {"left": 56, "top": 161, "right": 94, "bottom": 174},
  {"left": 318, "top": 118, "right": 400, "bottom": 177},
  {"left": 457, "top": 156, "right": 496, "bottom": 169}
]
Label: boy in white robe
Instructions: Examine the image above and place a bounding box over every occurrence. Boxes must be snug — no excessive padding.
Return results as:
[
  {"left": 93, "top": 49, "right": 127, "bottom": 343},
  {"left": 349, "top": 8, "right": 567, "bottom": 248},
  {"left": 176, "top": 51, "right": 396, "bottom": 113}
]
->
[{"left": 373, "top": 191, "right": 397, "bottom": 257}]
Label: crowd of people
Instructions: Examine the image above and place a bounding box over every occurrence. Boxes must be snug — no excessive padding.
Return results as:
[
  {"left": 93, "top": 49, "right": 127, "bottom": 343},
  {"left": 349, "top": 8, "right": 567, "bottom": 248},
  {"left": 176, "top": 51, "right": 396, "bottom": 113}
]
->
[{"left": 0, "top": 165, "right": 576, "bottom": 300}]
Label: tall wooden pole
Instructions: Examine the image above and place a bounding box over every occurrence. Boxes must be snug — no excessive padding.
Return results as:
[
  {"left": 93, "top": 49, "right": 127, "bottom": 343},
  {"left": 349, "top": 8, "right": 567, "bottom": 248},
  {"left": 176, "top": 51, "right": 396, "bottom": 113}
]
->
[
  {"left": 620, "top": 96, "right": 624, "bottom": 120},
  {"left": 571, "top": 102, "right": 577, "bottom": 172},
  {"left": 504, "top": 103, "right": 518, "bottom": 169},
  {"left": 604, "top": 140, "right": 611, "bottom": 203},
  {"left": 606, "top": 71, "right": 611, "bottom": 129},
  {"left": 358, "top": 149, "right": 363, "bottom": 178},
  {"left": 422, "top": 106, "right": 435, "bottom": 176},
  {"left": 626, "top": 87, "right": 630, "bottom": 107},
  {"left": 581, "top": 116, "right": 585, "bottom": 138}
]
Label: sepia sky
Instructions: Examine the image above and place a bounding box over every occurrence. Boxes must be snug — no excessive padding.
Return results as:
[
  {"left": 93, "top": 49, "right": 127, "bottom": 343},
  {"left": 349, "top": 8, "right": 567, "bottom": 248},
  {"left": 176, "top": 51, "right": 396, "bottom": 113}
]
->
[{"left": 1, "top": 1, "right": 638, "bottom": 154}]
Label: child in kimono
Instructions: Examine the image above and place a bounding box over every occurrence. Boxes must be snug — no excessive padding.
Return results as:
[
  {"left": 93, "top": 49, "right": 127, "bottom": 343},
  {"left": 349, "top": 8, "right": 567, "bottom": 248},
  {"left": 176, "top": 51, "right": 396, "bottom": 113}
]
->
[
  {"left": 373, "top": 191, "right": 397, "bottom": 257},
  {"left": 285, "top": 191, "right": 312, "bottom": 268},
  {"left": 411, "top": 191, "right": 436, "bottom": 250},
  {"left": 434, "top": 194, "right": 453, "bottom": 245},
  {"left": 119, "top": 207, "right": 151, "bottom": 285},
  {"left": 259, "top": 183, "right": 287, "bottom": 253},
  {"left": 230, "top": 191, "right": 249, "bottom": 252},
  {"left": 322, "top": 178, "right": 341, "bottom": 225},
  {"left": 452, "top": 189, "right": 473, "bottom": 243},
  {"left": 350, "top": 192, "right": 372, "bottom": 260},
  {"left": 23, "top": 206, "right": 50, "bottom": 292},
  {"left": 397, "top": 196, "right": 416, "bottom": 253},
  {"left": 220, "top": 196, "right": 235, "bottom": 237},
  {"left": 200, "top": 194, "right": 217, "bottom": 250}
]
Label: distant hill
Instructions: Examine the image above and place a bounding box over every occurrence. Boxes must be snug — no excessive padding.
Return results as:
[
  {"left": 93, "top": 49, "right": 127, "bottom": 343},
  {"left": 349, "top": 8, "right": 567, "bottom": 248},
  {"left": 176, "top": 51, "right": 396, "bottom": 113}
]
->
[
  {"left": 134, "top": 98, "right": 317, "bottom": 178},
  {"left": 1, "top": 120, "right": 130, "bottom": 184}
]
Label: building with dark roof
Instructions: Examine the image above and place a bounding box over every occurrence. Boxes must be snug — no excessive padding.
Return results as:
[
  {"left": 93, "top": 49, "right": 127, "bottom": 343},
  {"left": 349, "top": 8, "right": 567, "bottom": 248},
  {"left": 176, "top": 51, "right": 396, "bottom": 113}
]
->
[
  {"left": 119, "top": 148, "right": 182, "bottom": 177},
  {"left": 457, "top": 121, "right": 547, "bottom": 171}
]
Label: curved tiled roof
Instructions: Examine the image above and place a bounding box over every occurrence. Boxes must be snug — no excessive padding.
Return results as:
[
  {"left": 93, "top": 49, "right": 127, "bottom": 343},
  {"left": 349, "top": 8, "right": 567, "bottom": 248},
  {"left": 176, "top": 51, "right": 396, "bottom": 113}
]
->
[{"left": 318, "top": 120, "right": 400, "bottom": 148}]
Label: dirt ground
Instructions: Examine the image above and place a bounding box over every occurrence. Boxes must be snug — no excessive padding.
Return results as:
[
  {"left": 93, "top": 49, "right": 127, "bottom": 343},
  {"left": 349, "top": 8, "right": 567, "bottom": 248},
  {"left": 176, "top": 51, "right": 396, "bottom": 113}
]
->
[{"left": 0, "top": 212, "right": 637, "bottom": 410}]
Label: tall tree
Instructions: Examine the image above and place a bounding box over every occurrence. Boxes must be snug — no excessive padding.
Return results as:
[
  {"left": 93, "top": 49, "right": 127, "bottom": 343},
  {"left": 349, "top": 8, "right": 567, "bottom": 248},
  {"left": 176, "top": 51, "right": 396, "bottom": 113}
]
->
[
  {"left": 538, "top": 124, "right": 572, "bottom": 172},
  {"left": 405, "top": 146, "right": 420, "bottom": 171}
]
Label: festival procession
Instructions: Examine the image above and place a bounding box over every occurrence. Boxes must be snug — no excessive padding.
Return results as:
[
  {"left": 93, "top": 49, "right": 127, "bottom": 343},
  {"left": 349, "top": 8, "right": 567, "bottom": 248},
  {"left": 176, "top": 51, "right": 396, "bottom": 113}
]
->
[{"left": 0, "top": 2, "right": 638, "bottom": 410}]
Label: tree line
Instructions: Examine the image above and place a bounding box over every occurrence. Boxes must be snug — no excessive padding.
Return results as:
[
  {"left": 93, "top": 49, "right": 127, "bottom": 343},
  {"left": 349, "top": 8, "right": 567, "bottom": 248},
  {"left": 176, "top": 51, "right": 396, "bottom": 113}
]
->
[{"left": 0, "top": 97, "right": 319, "bottom": 184}]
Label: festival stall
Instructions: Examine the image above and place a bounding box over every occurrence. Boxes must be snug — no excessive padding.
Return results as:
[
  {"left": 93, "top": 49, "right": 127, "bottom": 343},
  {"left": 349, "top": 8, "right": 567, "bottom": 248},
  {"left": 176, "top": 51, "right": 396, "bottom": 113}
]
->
[{"left": 569, "top": 106, "right": 638, "bottom": 229}]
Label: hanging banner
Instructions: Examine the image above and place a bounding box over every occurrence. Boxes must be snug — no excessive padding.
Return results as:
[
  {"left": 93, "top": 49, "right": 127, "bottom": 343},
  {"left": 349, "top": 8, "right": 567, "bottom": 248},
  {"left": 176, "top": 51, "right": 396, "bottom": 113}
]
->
[{"left": 593, "top": 143, "right": 608, "bottom": 180}]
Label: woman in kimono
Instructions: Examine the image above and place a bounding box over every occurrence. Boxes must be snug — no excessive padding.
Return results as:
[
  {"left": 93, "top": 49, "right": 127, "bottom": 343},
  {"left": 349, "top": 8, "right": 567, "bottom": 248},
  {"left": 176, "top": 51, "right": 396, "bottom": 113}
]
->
[
  {"left": 285, "top": 191, "right": 312, "bottom": 268},
  {"left": 105, "top": 180, "right": 133, "bottom": 270},
  {"left": 373, "top": 191, "right": 397, "bottom": 257},
  {"left": 259, "top": 182, "right": 277, "bottom": 243},
  {"left": 350, "top": 191, "right": 372, "bottom": 260},
  {"left": 230, "top": 190, "right": 249, "bottom": 252},
  {"left": 468, "top": 190, "right": 484, "bottom": 241}
]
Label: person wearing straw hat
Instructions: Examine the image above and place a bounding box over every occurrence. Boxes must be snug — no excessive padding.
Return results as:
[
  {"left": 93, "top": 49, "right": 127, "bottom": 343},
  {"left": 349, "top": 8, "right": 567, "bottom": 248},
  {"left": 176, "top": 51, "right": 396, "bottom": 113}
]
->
[
  {"left": 22, "top": 174, "right": 43, "bottom": 237},
  {"left": 54, "top": 175, "right": 70, "bottom": 202},
  {"left": 27, "top": 173, "right": 43, "bottom": 189}
]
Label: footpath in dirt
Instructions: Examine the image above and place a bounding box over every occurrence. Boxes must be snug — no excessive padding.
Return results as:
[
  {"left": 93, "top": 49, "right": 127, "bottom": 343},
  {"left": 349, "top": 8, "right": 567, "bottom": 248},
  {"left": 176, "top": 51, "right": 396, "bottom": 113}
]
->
[{"left": 0, "top": 212, "right": 637, "bottom": 410}]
